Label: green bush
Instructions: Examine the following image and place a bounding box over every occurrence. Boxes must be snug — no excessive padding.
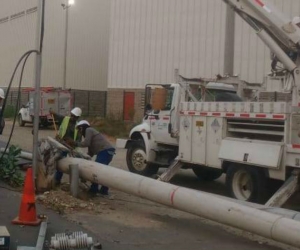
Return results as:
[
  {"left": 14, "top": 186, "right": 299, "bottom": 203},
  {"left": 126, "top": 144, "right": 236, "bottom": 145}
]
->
[
  {"left": 0, "top": 145, "right": 24, "bottom": 187},
  {"left": 90, "top": 113, "right": 138, "bottom": 138},
  {"left": 3, "top": 105, "right": 17, "bottom": 118}
]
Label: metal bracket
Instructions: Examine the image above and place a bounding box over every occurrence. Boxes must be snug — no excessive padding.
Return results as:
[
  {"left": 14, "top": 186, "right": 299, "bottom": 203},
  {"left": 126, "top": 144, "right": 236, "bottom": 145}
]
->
[
  {"left": 265, "top": 170, "right": 300, "bottom": 207},
  {"left": 158, "top": 157, "right": 182, "bottom": 182}
]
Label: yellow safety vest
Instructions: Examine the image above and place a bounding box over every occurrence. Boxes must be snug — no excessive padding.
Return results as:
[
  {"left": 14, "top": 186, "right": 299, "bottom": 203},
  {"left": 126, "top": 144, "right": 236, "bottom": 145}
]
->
[{"left": 58, "top": 116, "right": 78, "bottom": 140}]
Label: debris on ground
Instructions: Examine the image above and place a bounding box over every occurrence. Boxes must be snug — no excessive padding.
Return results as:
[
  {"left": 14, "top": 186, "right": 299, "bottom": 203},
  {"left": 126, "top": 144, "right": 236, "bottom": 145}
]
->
[{"left": 36, "top": 183, "right": 116, "bottom": 215}]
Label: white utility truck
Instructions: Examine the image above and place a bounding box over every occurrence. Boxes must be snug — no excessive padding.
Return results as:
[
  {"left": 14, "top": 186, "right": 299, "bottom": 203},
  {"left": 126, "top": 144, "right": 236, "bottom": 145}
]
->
[
  {"left": 117, "top": 0, "right": 300, "bottom": 204},
  {"left": 18, "top": 87, "right": 71, "bottom": 127}
]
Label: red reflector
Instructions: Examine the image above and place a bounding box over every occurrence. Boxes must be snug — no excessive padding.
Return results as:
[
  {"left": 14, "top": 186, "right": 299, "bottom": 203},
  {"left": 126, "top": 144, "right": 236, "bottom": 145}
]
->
[
  {"left": 163, "top": 117, "right": 169, "bottom": 120},
  {"left": 212, "top": 113, "right": 221, "bottom": 116},
  {"left": 256, "top": 114, "right": 266, "bottom": 118},
  {"left": 225, "top": 113, "right": 235, "bottom": 117},
  {"left": 188, "top": 111, "right": 195, "bottom": 115},
  {"left": 240, "top": 113, "right": 250, "bottom": 118},
  {"left": 255, "top": 0, "right": 264, "bottom": 7},
  {"left": 292, "top": 144, "right": 300, "bottom": 149},
  {"left": 200, "top": 112, "right": 207, "bottom": 116},
  {"left": 273, "top": 115, "right": 284, "bottom": 119}
]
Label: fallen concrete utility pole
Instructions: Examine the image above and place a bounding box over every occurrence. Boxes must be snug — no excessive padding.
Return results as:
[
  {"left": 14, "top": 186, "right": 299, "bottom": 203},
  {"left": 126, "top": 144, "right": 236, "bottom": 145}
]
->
[
  {"left": 57, "top": 158, "right": 300, "bottom": 248},
  {"left": 0, "top": 148, "right": 33, "bottom": 160}
]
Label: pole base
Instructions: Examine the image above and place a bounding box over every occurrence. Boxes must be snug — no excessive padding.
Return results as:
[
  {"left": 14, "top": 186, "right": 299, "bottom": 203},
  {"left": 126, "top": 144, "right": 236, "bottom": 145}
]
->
[{"left": 12, "top": 217, "right": 41, "bottom": 226}]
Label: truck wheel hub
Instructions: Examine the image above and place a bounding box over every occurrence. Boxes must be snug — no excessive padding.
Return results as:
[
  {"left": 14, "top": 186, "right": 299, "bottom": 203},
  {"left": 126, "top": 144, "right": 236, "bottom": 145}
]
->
[
  {"left": 232, "top": 170, "right": 253, "bottom": 201},
  {"left": 132, "top": 149, "right": 147, "bottom": 171}
]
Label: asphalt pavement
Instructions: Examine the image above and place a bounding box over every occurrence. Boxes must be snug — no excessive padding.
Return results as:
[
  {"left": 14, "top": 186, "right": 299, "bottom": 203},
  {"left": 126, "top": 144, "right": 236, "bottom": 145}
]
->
[{"left": 0, "top": 186, "right": 107, "bottom": 249}]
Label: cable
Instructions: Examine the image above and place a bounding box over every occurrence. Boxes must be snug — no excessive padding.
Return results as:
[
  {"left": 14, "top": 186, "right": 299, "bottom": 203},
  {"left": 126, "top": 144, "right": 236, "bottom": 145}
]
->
[
  {"left": 0, "top": 50, "right": 38, "bottom": 163},
  {"left": 0, "top": 53, "right": 33, "bottom": 161},
  {"left": 0, "top": 0, "right": 46, "bottom": 173}
]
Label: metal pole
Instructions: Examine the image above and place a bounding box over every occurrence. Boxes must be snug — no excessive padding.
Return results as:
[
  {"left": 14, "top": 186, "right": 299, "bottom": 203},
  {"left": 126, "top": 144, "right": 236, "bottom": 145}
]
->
[
  {"left": 223, "top": 5, "right": 235, "bottom": 76},
  {"left": 33, "top": 0, "right": 44, "bottom": 180},
  {"left": 63, "top": 0, "right": 69, "bottom": 90},
  {"left": 57, "top": 158, "right": 300, "bottom": 248}
]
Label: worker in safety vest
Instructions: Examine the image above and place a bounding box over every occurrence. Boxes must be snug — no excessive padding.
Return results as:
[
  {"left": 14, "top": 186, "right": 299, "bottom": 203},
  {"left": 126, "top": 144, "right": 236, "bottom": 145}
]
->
[
  {"left": 69, "top": 120, "right": 115, "bottom": 195},
  {"left": 51, "top": 107, "right": 82, "bottom": 143},
  {"left": 50, "top": 107, "right": 82, "bottom": 184}
]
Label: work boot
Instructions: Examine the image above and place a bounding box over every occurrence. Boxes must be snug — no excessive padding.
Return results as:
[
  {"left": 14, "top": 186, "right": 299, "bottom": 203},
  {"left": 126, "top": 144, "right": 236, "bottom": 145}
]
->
[
  {"left": 99, "top": 186, "right": 109, "bottom": 196},
  {"left": 89, "top": 183, "right": 99, "bottom": 194}
]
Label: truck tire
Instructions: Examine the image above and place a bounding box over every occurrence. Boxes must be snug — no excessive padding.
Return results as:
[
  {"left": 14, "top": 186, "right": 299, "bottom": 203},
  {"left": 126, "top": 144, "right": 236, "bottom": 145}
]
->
[
  {"left": 226, "top": 165, "right": 265, "bottom": 203},
  {"left": 192, "top": 167, "right": 222, "bottom": 181},
  {"left": 18, "top": 114, "right": 25, "bottom": 127},
  {"left": 126, "top": 140, "right": 158, "bottom": 177}
]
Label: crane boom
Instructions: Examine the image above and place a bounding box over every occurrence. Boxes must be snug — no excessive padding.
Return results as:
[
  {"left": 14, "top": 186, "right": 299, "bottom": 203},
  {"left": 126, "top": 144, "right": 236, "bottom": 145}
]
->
[{"left": 222, "top": 0, "right": 300, "bottom": 107}]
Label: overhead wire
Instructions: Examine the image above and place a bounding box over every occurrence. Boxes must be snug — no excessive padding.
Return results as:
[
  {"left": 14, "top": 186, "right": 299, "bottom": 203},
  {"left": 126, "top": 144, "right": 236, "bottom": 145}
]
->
[
  {"left": 0, "top": 52, "right": 35, "bottom": 162},
  {"left": 0, "top": 0, "right": 46, "bottom": 163}
]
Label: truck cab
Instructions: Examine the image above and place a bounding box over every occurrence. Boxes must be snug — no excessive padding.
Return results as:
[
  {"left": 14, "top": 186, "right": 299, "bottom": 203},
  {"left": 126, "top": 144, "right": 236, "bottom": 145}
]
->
[{"left": 117, "top": 80, "right": 243, "bottom": 177}]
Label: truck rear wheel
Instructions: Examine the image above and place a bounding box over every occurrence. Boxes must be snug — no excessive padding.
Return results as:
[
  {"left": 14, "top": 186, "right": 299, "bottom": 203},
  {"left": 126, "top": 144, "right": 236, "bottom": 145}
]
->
[
  {"left": 126, "top": 140, "right": 158, "bottom": 177},
  {"left": 226, "top": 165, "right": 265, "bottom": 203},
  {"left": 18, "top": 114, "right": 25, "bottom": 127},
  {"left": 192, "top": 167, "right": 222, "bottom": 181}
]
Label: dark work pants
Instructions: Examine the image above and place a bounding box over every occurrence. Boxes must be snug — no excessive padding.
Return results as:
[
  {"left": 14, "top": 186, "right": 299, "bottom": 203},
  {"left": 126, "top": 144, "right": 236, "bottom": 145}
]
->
[{"left": 90, "top": 148, "right": 115, "bottom": 194}]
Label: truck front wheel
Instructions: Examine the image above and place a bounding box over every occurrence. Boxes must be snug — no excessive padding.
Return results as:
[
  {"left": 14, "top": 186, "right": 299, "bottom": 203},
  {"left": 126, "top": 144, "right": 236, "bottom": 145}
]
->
[
  {"left": 226, "top": 165, "right": 265, "bottom": 203},
  {"left": 126, "top": 141, "right": 158, "bottom": 177}
]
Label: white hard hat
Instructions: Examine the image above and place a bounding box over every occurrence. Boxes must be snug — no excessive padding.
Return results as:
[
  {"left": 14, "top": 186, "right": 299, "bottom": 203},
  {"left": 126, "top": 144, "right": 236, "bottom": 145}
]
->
[
  {"left": 71, "top": 107, "right": 82, "bottom": 117},
  {"left": 0, "top": 89, "right": 5, "bottom": 99},
  {"left": 76, "top": 120, "right": 90, "bottom": 127}
]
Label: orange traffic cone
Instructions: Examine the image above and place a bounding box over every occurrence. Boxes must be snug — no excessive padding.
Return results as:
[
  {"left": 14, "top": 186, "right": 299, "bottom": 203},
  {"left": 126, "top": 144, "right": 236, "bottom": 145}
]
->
[{"left": 12, "top": 168, "right": 41, "bottom": 226}]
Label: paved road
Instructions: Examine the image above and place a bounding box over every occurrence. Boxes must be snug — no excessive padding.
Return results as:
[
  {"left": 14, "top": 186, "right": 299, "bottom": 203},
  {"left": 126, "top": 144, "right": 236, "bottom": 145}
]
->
[
  {"left": 0, "top": 186, "right": 289, "bottom": 250},
  {"left": 0, "top": 120, "right": 298, "bottom": 250},
  {"left": 0, "top": 186, "right": 105, "bottom": 249}
]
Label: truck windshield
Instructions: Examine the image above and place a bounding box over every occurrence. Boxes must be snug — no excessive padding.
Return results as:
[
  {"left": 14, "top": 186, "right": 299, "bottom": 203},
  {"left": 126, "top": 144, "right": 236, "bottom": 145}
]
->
[
  {"left": 149, "top": 87, "right": 174, "bottom": 112},
  {"left": 162, "top": 88, "right": 174, "bottom": 110}
]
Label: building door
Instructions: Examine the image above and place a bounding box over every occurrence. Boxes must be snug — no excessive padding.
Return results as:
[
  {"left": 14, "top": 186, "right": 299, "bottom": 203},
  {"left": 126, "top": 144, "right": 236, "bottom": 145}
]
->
[{"left": 123, "top": 92, "right": 135, "bottom": 121}]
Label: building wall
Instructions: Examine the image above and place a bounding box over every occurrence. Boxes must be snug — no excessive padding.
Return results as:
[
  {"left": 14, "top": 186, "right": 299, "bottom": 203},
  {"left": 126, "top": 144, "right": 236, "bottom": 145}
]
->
[
  {"left": 108, "top": 0, "right": 300, "bottom": 89},
  {"left": 108, "top": 0, "right": 226, "bottom": 89},
  {"left": 0, "top": 0, "right": 110, "bottom": 91},
  {"left": 106, "top": 88, "right": 144, "bottom": 121}
]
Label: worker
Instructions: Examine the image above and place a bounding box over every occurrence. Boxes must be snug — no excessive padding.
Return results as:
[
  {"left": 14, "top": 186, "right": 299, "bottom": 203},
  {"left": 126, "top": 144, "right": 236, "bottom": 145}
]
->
[
  {"left": 70, "top": 120, "right": 115, "bottom": 195},
  {"left": 50, "top": 107, "right": 82, "bottom": 185}
]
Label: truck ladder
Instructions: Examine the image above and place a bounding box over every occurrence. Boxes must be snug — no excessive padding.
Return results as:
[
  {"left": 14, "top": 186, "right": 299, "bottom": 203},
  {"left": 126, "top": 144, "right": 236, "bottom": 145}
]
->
[
  {"left": 158, "top": 157, "right": 183, "bottom": 182},
  {"left": 265, "top": 170, "right": 300, "bottom": 207}
]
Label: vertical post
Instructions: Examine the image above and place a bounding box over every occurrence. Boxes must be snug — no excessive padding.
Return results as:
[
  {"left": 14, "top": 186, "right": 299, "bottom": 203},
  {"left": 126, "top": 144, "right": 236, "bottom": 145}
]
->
[
  {"left": 63, "top": 0, "right": 69, "bottom": 90},
  {"left": 223, "top": 5, "right": 235, "bottom": 76},
  {"left": 174, "top": 69, "right": 179, "bottom": 83},
  {"left": 33, "top": 0, "right": 44, "bottom": 180},
  {"left": 69, "top": 164, "right": 79, "bottom": 198},
  {"left": 104, "top": 91, "right": 107, "bottom": 117}
]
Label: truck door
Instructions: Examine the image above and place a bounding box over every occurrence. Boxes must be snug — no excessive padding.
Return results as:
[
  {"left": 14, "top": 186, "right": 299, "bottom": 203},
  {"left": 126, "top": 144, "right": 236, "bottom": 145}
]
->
[{"left": 149, "top": 87, "right": 178, "bottom": 145}]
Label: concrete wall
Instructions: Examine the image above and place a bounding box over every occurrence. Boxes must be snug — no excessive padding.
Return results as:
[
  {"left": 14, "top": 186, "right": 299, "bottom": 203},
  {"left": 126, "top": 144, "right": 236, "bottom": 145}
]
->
[{"left": 106, "top": 88, "right": 144, "bottom": 121}]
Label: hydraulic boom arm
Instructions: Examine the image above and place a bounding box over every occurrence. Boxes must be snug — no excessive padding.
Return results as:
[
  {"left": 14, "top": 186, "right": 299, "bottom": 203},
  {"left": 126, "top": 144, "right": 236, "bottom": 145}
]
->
[{"left": 222, "top": 0, "right": 300, "bottom": 106}]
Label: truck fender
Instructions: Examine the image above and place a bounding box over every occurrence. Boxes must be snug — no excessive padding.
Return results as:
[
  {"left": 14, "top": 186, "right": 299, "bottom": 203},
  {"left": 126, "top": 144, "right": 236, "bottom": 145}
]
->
[{"left": 126, "top": 131, "right": 157, "bottom": 162}]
